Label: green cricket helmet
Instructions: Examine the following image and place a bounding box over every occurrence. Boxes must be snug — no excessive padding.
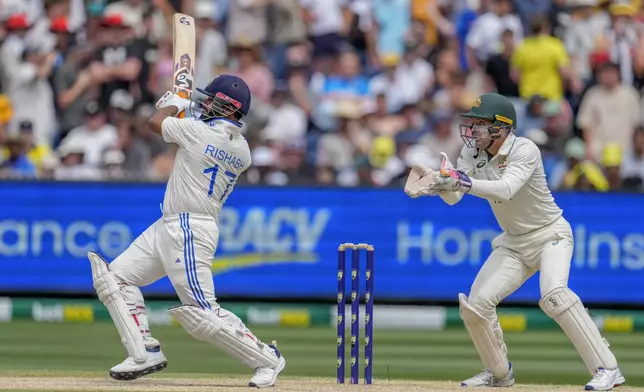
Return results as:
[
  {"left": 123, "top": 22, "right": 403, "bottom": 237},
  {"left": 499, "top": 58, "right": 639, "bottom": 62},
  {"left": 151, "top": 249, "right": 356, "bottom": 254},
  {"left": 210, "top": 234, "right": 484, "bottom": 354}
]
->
[{"left": 459, "top": 93, "right": 516, "bottom": 148}]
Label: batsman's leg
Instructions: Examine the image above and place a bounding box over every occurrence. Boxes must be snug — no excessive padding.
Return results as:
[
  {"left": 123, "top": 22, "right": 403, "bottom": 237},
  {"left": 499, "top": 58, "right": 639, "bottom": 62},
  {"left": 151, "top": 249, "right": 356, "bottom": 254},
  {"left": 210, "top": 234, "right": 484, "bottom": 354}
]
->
[
  {"left": 538, "top": 238, "right": 624, "bottom": 391},
  {"left": 90, "top": 218, "right": 168, "bottom": 381},
  {"left": 460, "top": 246, "right": 535, "bottom": 387},
  {"left": 161, "top": 213, "right": 285, "bottom": 388}
]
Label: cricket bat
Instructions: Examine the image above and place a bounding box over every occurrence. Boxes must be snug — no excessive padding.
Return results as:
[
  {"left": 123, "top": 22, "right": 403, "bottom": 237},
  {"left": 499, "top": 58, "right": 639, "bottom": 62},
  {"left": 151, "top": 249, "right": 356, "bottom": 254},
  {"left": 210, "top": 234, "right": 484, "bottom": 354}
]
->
[{"left": 172, "top": 13, "right": 196, "bottom": 118}]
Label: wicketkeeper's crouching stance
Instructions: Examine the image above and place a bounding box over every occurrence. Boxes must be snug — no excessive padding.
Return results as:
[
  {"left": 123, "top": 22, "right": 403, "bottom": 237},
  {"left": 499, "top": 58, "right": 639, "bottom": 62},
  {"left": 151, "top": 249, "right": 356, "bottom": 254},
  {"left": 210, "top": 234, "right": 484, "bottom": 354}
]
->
[
  {"left": 88, "top": 75, "right": 285, "bottom": 388},
  {"left": 405, "top": 93, "right": 624, "bottom": 391}
]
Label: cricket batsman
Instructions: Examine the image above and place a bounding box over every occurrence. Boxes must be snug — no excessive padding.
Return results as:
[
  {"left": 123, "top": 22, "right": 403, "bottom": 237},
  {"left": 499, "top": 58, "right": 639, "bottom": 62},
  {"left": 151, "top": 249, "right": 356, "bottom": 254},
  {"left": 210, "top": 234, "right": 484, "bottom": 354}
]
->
[
  {"left": 404, "top": 93, "right": 624, "bottom": 391},
  {"left": 86, "top": 75, "right": 286, "bottom": 388}
]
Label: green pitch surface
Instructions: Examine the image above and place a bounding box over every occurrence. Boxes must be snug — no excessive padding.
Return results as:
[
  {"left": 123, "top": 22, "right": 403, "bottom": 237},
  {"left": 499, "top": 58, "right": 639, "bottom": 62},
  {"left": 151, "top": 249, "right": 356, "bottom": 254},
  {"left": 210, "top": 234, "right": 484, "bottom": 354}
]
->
[{"left": 1, "top": 321, "right": 644, "bottom": 390}]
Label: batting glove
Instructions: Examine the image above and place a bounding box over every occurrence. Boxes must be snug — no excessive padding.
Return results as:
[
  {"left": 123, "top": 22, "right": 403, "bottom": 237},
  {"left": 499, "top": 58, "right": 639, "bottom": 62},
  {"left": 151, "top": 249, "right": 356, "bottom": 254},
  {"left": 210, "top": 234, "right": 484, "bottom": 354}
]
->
[
  {"left": 155, "top": 91, "right": 191, "bottom": 117},
  {"left": 431, "top": 168, "right": 472, "bottom": 193}
]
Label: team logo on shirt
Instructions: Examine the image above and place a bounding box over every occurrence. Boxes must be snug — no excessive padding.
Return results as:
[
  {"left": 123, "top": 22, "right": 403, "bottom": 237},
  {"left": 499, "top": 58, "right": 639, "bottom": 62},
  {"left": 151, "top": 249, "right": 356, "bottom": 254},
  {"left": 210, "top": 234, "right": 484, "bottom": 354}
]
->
[{"left": 497, "top": 157, "right": 508, "bottom": 173}]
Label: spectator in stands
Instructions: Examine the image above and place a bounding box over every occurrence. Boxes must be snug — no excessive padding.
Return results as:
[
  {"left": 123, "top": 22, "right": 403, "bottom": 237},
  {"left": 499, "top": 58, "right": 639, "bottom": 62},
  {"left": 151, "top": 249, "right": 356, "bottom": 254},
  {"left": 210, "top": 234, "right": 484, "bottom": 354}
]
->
[
  {"left": 555, "top": 137, "right": 609, "bottom": 191},
  {"left": 54, "top": 142, "right": 102, "bottom": 181},
  {"left": 114, "top": 121, "right": 151, "bottom": 180},
  {"left": 372, "top": 0, "right": 411, "bottom": 59},
  {"left": 102, "top": 148, "right": 127, "bottom": 180},
  {"left": 310, "top": 50, "right": 372, "bottom": 132},
  {"left": 485, "top": 28, "right": 520, "bottom": 98},
  {"left": 226, "top": 0, "right": 268, "bottom": 50},
  {"left": 230, "top": 43, "right": 274, "bottom": 104},
  {"left": 420, "top": 109, "right": 462, "bottom": 165},
  {"left": 512, "top": 16, "right": 572, "bottom": 102},
  {"left": 465, "top": 0, "right": 523, "bottom": 72},
  {"left": 260, "top": 83, "right": 308, "bottom": 146},
  {"left": 369, "top": 53, "right": 419, "bottom": 113},
  {"left": 576, "top": 62, "right": 641, "bottom": 161},
  {"left": 0, "top": 134, "right": 36, "bottom": 179},
  {"left": 621, "top": 126, "right": 644, "bottom": 190},
  {"left": 563, "top": 0, "right": 611, "bottom": 84},
  {"left": 398, "top": 42, "right": 435, "bottom": 98},
  {"left": 90, "top": 13, "right": 144, "bottom": 110},
  {"left": 316, "top": 101, "right": 366, "bottom": 186},
  {"left": 8, "top": 45, "right": 57, "bottom": 146},
  {"left": 602, "top": 143, "right": 624, "bottom": 191},
  {"left": 300, "top": 0, "right": 349, "bottom": 73},
  {"left": 194, "top": 4, "right": 227, "bottom": 90},
  {"left": 606, "top": 2, "right": 639, "bottom": 86},
  {"left": 59, "top": 101, "right": 117, "bottom": 168},
  {"left": 14, "top": 121, "right": 52, "bottom": 176},
  {"left": 265, "top": 0, "right": 307, "bottom": 80}
]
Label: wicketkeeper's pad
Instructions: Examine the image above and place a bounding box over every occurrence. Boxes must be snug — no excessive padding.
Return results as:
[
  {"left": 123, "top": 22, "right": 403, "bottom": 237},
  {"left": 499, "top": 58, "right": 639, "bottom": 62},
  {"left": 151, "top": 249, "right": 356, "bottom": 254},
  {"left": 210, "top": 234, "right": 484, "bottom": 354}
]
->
[
  {"left": 540, "top": 287, "right": 617, "bottom": 375},
  {"left": 169, "top": 305, "right": 279, "bottom": 369},
  {"left": 88, "top": 252, "right": 147, "bottom": 362},
  {"left": 459, "top": 293, "right": 510, "bottom": 379}
]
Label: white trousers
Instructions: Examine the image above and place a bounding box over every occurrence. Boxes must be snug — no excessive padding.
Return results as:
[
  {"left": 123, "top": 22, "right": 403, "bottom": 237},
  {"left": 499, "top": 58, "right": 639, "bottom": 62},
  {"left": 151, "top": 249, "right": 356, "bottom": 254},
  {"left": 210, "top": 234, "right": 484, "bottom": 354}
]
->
[
  {"left": 111, "top": 213, "right": 219, "bottom": 310},
  {"left": 467, "top": 216, "right": 574, "bottom": 320}
]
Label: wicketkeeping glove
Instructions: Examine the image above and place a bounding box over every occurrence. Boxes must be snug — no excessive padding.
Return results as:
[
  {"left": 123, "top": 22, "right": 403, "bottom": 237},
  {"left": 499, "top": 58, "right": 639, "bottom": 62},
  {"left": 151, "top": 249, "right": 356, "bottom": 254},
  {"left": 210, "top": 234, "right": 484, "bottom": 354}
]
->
[
  {"left": 155, "top": 91, "right": 191, "bottom": 117},
  {"left": 404, "top": 164, "right": 439, "bottom": 198},
  {"left": 431, "top": 168, "right": 472, "bottom": 193}
]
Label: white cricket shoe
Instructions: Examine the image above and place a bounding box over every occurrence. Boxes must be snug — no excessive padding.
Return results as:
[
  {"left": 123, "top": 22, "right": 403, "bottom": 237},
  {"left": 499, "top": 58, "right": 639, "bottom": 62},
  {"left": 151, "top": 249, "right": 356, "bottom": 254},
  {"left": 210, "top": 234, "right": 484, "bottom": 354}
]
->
[
  {"left": 461, "top": 363, "right": 515, "bottom": 387},
  {"left": 109, "top": 346, "right": 168, "bottom": 381},
  {"left": 585, "top": 367, "right": 625, "bottom": 391},
  {"left": 248, "top": 342, "right": 286, "bottom": 388}
]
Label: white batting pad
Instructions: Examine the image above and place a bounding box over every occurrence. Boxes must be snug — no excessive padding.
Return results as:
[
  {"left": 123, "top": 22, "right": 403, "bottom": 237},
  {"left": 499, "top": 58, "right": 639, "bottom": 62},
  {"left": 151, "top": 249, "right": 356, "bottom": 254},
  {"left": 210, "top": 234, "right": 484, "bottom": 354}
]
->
[
  {"left": 539, "top": 287, "right": 617, "bottom": 374},
  {"left": 88, "top": 252, "right": 147, "bottom": 362},
  {"left": 459, "top": 293, "right": 510, "bottom": 379},
  {"left": 169, "top": 305, "right": 279, "bottom": 369}
]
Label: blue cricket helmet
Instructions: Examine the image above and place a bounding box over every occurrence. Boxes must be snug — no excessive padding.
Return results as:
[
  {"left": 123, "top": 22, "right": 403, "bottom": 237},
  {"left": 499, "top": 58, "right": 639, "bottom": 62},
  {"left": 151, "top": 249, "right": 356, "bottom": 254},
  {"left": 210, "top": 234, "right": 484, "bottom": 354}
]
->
[{"left": 195, "top": 74, "right": 251, "bottom": 119}]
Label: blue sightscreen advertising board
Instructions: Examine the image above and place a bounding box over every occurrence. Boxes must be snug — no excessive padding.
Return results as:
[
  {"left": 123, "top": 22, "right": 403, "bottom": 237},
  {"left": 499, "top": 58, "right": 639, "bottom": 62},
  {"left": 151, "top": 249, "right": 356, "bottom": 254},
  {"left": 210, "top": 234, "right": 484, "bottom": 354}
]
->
[{"left": 0, "top": 181, "right": 642, "bottom": 303}]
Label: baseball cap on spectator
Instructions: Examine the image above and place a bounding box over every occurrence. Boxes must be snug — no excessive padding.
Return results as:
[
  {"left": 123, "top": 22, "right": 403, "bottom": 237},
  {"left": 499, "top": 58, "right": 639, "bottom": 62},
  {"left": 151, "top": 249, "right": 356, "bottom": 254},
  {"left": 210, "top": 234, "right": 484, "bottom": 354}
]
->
[
  {"left": 101, "top": 13, "right": 136, "bottom": 29},
  {"left": 110, "top": 90, "right": 135, "bottom": 112},
  {"left": 49, "top": 17, "right": 70, "bottom": 33},
  {"left": 195, "top": 1, "right": 216, "bottom": 20},
  {"left": 0, "top": 95, "right": 13, "bottom": 124},
  {"left": 369, "top": 136, "right": 396, "bottom": 168},
  {"left": 5, "top": 14, "right": 29, "bottom": 31},
  {"left": 602, "top": 144, "right": 623, "bottom": 168},
  {"left": 103, "top": 148, "right": 126, "bottom": 166},
  {"left": 84, "top": 101, "right": 102, "bottom": 116},
  {"left": 58, "top": 142, "right": 85, "bottom": 159},
  {"left": 610, "top": 3, "right": 636, "bottom": 17},
  {"left": 564, "top": 138, "right": 587, "bottom": 160},
  {"left": 525, "top": 128, "right": 549, "bottom": 147},
  {"left": 251, "top": 146, "right": 276, "bottom": 167},
  {"left": 381, "top": 53, "right": 400, "bottom": 68},
  {"left": 136, "top": 103, "right": 155, "bottom": 120}
]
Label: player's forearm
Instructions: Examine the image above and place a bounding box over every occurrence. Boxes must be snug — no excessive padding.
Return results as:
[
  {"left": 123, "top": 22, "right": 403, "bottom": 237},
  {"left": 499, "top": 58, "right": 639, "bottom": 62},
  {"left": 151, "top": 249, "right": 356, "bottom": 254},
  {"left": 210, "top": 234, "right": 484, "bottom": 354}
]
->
[
  {"left": 469, "top": 179, "right": 514, "bottom": 202},
  {"left": 149, "top": 107, "right": 178, "bottom": 135},
  {"left": 108, "top": 60, "right": 141, "bottom": 81}
]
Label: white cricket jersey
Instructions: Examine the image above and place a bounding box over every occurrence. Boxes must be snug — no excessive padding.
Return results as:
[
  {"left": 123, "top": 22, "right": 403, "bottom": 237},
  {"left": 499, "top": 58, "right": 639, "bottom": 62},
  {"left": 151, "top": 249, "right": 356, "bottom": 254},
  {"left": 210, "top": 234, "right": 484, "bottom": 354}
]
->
[
  {"left": 441, "top": 134, "right": 562, "bottom": 235},
  {"left": 161, "top": 117, "right": 251, "bottom": 219}
]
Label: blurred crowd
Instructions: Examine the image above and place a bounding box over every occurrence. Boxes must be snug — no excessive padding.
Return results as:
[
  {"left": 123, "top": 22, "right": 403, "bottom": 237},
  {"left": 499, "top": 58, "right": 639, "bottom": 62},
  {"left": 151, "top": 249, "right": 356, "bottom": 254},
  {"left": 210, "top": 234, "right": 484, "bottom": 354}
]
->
[{"left": 1, "top": 0, "right": 644, "bottom": 191}]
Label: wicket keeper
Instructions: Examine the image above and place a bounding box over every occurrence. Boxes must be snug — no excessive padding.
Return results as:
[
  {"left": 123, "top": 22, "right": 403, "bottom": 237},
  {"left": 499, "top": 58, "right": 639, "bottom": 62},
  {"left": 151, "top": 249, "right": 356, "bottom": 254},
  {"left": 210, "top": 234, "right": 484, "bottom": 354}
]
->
[{"left": 405, "top": 93, "right": 624, "bottom": 391}]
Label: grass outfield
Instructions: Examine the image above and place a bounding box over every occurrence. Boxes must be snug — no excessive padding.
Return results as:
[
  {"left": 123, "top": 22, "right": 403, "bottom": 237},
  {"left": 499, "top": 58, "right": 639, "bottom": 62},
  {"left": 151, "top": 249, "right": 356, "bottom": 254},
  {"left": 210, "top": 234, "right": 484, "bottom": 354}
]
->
[{"left": 1, "top": 321, "right": 644, "bottom": 388}]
